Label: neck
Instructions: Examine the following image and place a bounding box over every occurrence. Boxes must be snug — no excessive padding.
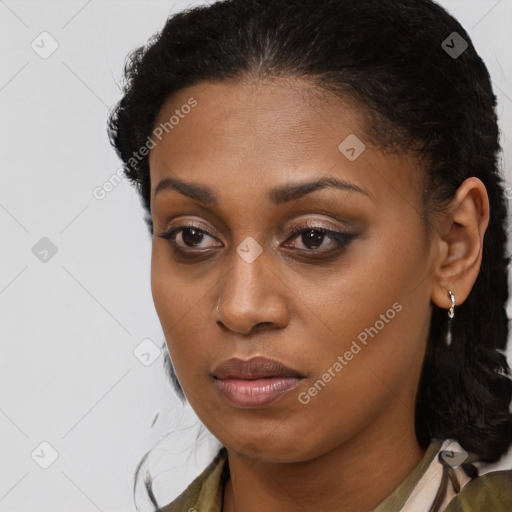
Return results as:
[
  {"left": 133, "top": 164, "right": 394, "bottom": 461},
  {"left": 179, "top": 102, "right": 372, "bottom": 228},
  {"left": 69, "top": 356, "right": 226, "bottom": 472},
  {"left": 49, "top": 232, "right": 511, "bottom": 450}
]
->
[{"left": 222, "top": 402, "right": 425, "bottom": 512}]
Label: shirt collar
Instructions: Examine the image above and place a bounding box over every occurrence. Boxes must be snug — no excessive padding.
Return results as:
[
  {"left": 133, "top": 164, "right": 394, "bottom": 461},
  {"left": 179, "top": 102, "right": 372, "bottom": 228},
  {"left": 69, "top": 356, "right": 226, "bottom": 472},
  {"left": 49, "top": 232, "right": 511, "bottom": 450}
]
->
[{"left": 189, "top": 438, "right": 445, "bottom": 512}]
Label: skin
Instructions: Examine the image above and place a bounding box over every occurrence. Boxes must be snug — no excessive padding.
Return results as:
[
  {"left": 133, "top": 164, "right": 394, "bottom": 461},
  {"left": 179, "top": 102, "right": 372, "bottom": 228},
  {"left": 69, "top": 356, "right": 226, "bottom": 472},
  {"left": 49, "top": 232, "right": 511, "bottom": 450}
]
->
[{"left": 148, "top": 76, "right": 489, "bottom": 512}]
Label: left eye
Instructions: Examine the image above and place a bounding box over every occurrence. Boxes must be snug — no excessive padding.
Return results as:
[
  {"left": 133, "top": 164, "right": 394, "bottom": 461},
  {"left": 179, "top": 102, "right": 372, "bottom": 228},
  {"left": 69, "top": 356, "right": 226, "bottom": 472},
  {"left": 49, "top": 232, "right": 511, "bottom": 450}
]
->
[{"left": 285, "top": 226, "right": 352, "bottom": 251}]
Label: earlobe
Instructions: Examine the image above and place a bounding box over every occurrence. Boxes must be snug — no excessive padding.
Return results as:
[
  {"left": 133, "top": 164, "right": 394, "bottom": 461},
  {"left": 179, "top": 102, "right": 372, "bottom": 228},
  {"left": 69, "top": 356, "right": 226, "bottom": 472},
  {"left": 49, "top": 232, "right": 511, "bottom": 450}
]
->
[{"left": 431, "top": 177, "right": 490, "bottom": 309}]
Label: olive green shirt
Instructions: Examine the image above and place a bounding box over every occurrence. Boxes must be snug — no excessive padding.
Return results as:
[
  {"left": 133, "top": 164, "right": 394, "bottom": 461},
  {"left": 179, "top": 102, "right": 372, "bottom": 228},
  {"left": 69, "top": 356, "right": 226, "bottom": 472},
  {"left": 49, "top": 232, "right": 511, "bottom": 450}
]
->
[{"left": 157, "top": 439, "right": 512, "bottom": 512}]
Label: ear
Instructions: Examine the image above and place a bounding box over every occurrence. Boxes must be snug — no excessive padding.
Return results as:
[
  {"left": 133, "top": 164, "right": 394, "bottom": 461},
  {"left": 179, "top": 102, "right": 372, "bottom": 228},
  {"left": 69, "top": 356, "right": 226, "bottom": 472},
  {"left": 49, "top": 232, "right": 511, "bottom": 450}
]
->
[{"left": 430, "top": 177, "right": 490, "bottom": 310}]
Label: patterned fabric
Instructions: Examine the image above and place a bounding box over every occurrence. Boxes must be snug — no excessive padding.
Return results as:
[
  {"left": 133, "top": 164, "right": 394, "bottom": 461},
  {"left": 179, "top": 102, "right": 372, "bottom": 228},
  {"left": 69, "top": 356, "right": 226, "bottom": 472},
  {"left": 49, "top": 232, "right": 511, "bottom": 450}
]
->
[{"left": 157, "top": 439, "right": 512, "bottom": 512}]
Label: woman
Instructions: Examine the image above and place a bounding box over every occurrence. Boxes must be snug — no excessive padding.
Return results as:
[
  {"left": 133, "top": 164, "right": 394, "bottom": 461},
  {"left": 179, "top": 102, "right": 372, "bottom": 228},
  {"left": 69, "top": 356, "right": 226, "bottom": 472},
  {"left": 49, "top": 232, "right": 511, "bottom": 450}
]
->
[{"left": 107, "top": 0, "right": 512, "bottom": 510}]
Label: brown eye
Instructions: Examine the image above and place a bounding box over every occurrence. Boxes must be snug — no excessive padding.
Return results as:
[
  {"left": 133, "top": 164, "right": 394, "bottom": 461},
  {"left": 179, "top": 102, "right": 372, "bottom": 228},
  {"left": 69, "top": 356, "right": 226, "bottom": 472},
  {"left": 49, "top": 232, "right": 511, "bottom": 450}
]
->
[
  {"left": 178, "top": 227, "right": 208, "bottom": 248},
  {"left": 295, "top": 228, "right": 332, "bottom": 250},
  {"left": 284, "top": 225, "right": 356, "bottom": 253},
  {"left": 157, "top": 226, "right": 221, "bottom": 250}
]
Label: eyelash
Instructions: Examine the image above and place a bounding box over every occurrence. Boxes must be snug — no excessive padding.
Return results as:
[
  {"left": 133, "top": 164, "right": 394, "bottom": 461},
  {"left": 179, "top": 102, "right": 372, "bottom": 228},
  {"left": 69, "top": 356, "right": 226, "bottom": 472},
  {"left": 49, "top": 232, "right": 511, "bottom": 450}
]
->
[{"left": 156, "top": 222, "right": 355, "bottom": 258}]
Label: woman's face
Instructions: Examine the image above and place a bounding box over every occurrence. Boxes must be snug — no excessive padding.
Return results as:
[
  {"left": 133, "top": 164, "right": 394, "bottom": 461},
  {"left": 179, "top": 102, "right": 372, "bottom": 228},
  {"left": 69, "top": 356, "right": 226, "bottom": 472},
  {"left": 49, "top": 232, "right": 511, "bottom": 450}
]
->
[{"left": 149, "top": 77, "right": 436, "bottom": 463}]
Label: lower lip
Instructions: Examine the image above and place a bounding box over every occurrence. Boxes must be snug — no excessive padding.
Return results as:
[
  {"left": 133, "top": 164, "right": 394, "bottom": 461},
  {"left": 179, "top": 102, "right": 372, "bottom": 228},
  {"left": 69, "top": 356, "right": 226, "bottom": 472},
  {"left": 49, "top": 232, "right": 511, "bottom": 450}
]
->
[{"left": 214, "top": 377, "right": 302, "bottom": 408}]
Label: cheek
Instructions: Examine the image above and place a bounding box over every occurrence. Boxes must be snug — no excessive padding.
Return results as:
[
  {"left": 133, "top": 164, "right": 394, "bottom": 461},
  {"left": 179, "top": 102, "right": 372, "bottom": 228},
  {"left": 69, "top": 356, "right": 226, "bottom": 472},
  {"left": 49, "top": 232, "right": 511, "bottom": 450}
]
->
[
  {"left": 150, "top": 249, "right": 178, "bottom": 331},
  {"left": 292, "top": 225, "right": 429, "bottom": 415},
  {"left": 150, "top": 242, "right": 199, "bottom": 329},
  {"left": 287, "top": 301, "right": 425, "bottom": 459},
  {"left": 150, "top": 243, "right": 216, "bottom": 381}
]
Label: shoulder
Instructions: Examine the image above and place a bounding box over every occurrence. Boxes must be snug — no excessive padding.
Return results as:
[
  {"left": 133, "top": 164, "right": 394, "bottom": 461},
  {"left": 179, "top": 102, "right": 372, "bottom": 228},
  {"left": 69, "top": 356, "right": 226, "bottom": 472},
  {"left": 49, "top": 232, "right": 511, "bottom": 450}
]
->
[
  {"left": 444, "top": 469, "right": 512, "bottom": 512},
  {"left": 156, "top": 448, "right": 229, "bottom": 512}
]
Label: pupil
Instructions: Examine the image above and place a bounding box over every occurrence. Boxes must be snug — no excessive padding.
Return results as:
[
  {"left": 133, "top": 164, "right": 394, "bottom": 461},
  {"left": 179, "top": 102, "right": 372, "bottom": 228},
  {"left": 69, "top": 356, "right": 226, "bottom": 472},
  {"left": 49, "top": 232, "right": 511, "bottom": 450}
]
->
[
  {"left": 183, "top": 228, "right": 204, "bottom": 246},
  {"left": 302, "top": 229, "right": 324, "bottom": 249}
]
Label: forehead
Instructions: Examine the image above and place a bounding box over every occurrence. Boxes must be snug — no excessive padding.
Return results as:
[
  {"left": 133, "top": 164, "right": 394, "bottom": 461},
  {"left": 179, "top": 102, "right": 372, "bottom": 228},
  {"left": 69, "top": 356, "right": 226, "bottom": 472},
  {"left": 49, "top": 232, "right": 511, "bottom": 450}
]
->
[{"left": 148, "top": 77, "right": 423, "bottom": 211}]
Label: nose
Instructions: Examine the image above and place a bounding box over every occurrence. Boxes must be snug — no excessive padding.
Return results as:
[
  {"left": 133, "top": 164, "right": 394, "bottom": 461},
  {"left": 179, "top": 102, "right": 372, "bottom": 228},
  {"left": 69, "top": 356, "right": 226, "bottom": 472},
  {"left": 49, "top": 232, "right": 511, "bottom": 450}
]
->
[{"left": 215, "top": 247, "right": 290, "bottom": 336}]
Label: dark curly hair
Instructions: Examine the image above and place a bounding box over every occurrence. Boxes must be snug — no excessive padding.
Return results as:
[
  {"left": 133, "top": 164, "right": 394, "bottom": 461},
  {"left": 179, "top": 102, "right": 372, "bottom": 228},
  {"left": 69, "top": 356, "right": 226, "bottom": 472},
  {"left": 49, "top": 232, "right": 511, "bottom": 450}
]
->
[{"left": 107, "top": 0, "right": 512, "bottom": 508}]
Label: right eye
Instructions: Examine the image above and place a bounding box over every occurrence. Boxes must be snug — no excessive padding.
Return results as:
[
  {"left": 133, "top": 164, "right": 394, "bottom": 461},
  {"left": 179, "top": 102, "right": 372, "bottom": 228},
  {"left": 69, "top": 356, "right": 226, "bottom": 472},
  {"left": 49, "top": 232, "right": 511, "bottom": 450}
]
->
[{"left": 157, "top": 225, "right": 223, "bottom": 252}]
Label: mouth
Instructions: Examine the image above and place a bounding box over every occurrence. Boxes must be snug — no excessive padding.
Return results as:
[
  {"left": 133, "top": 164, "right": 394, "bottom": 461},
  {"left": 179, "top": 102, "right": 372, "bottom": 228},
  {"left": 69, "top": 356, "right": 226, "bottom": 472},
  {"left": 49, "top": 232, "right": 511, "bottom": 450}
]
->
[{"left": 212, "top": 356, "right": 305, "bottom": 409}]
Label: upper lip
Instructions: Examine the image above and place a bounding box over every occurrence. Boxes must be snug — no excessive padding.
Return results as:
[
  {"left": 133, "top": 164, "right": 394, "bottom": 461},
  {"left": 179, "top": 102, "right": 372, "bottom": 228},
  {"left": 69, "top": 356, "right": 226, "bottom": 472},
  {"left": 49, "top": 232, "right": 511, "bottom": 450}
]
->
[{"left": 212, "top": 356, "right": 304, "bottom": 380}]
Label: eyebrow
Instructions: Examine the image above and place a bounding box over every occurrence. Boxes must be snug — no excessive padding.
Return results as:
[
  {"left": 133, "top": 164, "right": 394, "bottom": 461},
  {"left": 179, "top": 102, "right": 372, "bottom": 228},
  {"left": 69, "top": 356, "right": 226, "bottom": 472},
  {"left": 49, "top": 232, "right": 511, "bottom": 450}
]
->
[{"left": 153, "top": 175, "right": 371, "bottom": 206}]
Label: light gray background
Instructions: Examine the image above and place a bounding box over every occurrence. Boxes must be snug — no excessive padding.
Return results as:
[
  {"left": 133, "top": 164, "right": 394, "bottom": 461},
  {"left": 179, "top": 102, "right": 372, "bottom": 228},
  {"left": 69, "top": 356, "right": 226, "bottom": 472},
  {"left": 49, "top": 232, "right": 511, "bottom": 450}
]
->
[{"left": 1, "top": 1, "right": 512, "bottom": 511}]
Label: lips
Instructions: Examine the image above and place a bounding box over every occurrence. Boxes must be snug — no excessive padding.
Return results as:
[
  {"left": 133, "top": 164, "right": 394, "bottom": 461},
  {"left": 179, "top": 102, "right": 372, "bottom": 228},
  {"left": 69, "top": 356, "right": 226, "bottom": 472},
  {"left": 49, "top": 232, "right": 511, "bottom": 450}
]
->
[
  {"left": 212, "top": 356, "right": 304, "bottom": 408},
  {"left": 213, "top": 356, "right": 304, "bottom": 380}
]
